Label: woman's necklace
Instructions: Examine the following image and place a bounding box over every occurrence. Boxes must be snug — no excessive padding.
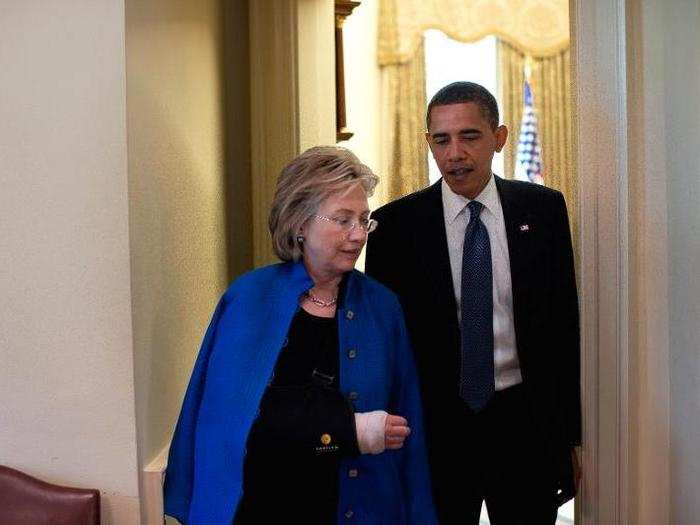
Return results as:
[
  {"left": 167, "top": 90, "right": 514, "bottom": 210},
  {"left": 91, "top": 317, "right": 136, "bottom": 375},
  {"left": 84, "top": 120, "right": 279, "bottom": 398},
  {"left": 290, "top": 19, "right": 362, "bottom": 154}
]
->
[{"left": 304, "top": 290, "right": 337, "bottom": 308}]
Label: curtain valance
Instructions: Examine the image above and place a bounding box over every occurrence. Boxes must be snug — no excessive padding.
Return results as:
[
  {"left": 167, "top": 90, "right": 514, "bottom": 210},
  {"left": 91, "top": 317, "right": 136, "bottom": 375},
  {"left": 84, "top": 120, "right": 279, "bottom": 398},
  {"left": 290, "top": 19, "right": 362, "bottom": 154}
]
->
[{"left": 379, "top": 0, "right": 569, "bottom": 65}]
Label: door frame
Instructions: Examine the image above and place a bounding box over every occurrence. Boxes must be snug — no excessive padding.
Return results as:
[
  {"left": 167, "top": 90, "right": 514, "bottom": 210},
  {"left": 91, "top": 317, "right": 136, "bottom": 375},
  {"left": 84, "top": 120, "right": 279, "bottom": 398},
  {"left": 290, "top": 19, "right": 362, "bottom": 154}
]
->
[{"left": 571, "top": 1, "right": 671, "bottom": 523}]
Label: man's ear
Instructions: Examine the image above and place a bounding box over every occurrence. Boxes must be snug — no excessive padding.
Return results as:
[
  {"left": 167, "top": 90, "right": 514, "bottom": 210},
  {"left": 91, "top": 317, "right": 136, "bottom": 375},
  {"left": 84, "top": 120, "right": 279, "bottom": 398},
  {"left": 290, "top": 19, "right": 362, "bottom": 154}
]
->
[{"left": 494, "top": 125, "right": 508, "bottom": 152}]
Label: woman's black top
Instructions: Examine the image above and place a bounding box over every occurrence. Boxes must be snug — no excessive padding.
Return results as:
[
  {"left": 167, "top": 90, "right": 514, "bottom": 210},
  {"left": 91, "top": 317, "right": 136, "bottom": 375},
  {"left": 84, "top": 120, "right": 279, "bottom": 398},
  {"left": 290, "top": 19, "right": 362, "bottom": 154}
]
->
[{"left": 234, "top": 307, "right": 359, "bottom": 524}]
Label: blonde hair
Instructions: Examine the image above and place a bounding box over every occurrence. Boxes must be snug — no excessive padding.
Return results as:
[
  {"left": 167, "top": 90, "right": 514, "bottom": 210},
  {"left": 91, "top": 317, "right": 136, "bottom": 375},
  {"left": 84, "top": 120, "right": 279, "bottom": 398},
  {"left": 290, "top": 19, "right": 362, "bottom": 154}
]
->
[{"left": 269, "top": 146, "right": 379, "bottom": 261}]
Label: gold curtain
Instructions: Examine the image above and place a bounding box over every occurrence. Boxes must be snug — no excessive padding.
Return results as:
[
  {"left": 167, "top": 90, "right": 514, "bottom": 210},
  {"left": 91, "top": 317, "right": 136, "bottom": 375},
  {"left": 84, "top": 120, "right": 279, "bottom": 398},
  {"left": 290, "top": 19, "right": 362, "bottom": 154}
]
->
[
  {"left": 498, "top": 39, "right": 577, "bottom": 262},
  {"left": 499, "top": 41, "right": 525, "bottom": 182},
  {"left": 379, "top": 39, "right": 429, "bottom": 203}
]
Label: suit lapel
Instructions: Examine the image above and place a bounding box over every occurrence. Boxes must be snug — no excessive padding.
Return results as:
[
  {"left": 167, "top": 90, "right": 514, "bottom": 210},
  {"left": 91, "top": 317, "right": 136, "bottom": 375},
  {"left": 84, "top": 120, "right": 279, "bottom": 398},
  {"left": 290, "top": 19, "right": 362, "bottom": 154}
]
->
[
  {"left": 495, "top": 177, "right": 536, "bottom": 359},
  {"left": 415, "top": 181, "right": 459, "bottom": 328}
]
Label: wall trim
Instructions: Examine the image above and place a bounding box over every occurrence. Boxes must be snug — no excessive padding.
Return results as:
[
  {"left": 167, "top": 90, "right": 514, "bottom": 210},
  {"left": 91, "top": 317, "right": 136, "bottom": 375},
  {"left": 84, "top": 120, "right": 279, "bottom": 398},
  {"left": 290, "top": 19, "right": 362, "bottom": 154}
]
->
[
  {"left": 571, "top": 0, "right": 630, "bottom": 523},
  {"left": 141, "top": 445, "right": 169, "bottom": 525},
  {"left": 624, "top": 0, "right": 672, "bottom": 523},
  {"left": 572, "top": 0, "right": 673, "bottom": 523},
  {"left": 250, "top": 1, "right": 300, "bottom": 266}
]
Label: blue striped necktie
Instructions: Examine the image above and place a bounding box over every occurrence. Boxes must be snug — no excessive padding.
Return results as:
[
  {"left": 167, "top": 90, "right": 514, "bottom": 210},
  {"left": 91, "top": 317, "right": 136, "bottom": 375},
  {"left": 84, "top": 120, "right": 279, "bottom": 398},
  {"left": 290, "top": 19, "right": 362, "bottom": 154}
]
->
[{"left": 459, "top": 200, "right": 495, "bottom": 412}]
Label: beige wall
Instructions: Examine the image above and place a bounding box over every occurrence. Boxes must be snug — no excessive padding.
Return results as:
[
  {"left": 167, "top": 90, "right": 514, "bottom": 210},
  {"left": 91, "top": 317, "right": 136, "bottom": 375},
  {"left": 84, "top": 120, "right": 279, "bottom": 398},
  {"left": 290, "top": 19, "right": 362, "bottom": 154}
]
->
[
  {"left": 339, "top": 0, "right": 383, "bottom": 269},
  {"left": 339, "top": 0, "right": 383, "bottom": 208},
  {"left": 124, "top": 0, "right": 230, "bottom": 521},
  {"left": 0, "top": 0, "right": 233, "bottom": 522},
  {"left": 0, "top": 1, "right": 140, "bottom": 522},
  {"left": 249, "top": 0, "right": 336, "bottom": 266},
  {"left": 298, "top": 0, "right": 336, "bottom": 151}
]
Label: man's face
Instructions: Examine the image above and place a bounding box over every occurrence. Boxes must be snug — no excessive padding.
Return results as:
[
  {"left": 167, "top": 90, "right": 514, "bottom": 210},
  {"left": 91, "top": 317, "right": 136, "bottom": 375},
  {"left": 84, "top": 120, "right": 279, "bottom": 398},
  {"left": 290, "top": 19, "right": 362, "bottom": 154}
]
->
[{"left": 426, "top": 102, "right": 508, "bottom": 199}]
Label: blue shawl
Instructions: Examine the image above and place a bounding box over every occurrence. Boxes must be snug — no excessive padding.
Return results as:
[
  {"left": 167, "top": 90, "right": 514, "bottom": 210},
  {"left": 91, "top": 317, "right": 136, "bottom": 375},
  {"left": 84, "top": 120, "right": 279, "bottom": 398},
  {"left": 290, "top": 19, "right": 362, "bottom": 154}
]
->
[{"left": 164, "top": 261, "right": 437, "bottom": 524}]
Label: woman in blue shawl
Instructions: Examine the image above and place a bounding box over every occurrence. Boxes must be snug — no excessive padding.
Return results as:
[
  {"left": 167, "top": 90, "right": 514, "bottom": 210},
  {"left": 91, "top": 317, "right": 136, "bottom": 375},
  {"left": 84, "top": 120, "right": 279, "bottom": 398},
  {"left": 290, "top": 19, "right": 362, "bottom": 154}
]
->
[{"left": 164, "top": 146, "right": 437, "bottom": 524}]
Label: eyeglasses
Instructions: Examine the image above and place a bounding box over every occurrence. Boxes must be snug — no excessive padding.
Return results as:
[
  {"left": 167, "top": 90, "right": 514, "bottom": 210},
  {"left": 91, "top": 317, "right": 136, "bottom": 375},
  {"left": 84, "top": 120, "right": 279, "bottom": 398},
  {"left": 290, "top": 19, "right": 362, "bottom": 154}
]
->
[{"left": 312, "top": 214, "right": 378, "bottom": 234}]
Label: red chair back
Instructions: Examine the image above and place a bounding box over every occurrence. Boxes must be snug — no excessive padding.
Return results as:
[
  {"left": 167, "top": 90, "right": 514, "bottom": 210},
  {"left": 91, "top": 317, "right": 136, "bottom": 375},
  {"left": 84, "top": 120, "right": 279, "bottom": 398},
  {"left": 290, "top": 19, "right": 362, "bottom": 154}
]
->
[{"left": 0, "top": 465, "right": 100, "bottom": 525}]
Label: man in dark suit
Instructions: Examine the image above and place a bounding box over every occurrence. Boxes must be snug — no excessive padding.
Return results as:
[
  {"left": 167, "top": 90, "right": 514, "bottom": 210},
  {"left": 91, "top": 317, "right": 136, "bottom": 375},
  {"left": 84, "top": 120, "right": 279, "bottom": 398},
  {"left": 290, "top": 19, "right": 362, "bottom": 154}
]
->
[{"left": 366, "top": 82, "right": 581, "bottom": 524}]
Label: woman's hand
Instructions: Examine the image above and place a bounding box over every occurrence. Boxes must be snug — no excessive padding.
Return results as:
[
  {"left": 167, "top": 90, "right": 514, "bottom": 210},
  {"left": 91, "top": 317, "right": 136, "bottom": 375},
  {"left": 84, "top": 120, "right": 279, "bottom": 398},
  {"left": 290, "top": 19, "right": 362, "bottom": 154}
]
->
[
  {"left": 355, "top": 411, "right": 411, "bottom": 454},
  {"left": 385, "top": 414, "right": 411, "bottom": 450}
]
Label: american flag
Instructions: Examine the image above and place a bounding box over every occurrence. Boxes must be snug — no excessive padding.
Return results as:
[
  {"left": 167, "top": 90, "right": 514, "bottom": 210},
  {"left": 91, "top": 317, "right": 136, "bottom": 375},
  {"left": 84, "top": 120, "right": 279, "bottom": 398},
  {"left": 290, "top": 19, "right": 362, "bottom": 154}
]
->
[{"left": 514, "top": 81, "right": 544, "bottom": 185}]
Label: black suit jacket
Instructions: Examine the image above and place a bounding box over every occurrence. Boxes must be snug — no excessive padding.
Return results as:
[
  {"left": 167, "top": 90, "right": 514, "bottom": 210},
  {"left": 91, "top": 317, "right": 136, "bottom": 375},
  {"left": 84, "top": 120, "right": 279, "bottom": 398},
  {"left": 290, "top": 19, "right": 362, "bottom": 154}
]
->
[{"left": 365, "top": 177, "right": 581, "bottom": 471}]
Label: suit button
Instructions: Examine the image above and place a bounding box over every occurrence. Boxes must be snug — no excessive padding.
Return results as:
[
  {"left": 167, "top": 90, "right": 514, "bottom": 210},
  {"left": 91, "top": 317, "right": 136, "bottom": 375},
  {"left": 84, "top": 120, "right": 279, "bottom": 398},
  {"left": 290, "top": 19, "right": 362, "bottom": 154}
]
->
[
  {"left": 348, "top": 391, "right": 359, "bottom": 401},
  {"left": 348, "top": 349, "right": 357, "bottom": 359},
  {"left": 348, "top": 468, "right": 358, "bottom": 478},
  {"left": 346, "top": 310, "right": 354, "bottom": 320},
  {"left": 345, "top": 509, "right": 354, "bottom": 519}
]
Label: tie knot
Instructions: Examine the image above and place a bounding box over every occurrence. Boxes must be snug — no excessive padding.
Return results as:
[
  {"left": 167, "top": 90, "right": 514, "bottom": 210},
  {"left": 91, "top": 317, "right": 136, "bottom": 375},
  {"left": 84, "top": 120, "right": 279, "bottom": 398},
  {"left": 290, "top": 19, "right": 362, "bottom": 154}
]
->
[{"left": 467, "top": 200, "right": 484, "bottom": 219}]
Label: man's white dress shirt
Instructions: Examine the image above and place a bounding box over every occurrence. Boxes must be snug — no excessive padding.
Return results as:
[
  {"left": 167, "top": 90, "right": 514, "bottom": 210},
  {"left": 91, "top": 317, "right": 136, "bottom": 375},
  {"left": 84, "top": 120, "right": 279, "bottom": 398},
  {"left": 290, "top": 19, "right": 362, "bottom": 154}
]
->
[{"left": 441, "top": 176, "right": 523, "bottom": 391}]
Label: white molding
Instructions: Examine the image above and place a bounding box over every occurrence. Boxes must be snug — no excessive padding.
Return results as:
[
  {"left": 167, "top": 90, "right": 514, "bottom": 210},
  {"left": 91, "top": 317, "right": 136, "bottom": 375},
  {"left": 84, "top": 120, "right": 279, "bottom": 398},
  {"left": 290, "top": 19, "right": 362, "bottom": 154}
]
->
[
  {"left": 570, "top": 0, "right": 630, "bottom": 523},
  {"left": 570, "top": 0, "right": 671, "bottom": 525},
  {"left": 623, "top": 0, "right": 672, "bottom": 523},
  {"left": 572, "top": 0, "right": 674, "bottom": 523},
  {"left": 141, "top": 445, "right": 169, "bottom": 525}
]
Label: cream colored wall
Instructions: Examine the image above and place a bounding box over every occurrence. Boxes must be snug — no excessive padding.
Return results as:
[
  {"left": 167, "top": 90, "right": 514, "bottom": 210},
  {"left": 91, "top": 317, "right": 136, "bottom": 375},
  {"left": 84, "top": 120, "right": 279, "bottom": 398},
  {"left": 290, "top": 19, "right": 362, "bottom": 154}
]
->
[
  {"left": 0, "top": 0, "right": 232, "bottom": 522},
  {"left": 124, "top": 1, "right": 229, "bottom": 522},
  {"left": 0, "top": 1, "right": 140, "bottom": 522},
  {"left": 338, "top": 0, "right": 383, "bottom": 270},
  {"left": 339, "top": 0, "right": 383, "bottom": 208},
  {"left": 249, "top": 0, "right": 336, "bottom": 266},
  {"left": 298, "top": 0, "right": 336, "bottom": 151}
]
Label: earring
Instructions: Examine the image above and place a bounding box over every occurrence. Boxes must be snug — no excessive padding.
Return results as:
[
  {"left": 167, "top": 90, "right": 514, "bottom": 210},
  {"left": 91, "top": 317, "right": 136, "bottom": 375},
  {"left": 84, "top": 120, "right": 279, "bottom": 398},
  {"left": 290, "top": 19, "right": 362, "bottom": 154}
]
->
[{"left": 296, "top": 234, "right": 305, "bottom": 245}]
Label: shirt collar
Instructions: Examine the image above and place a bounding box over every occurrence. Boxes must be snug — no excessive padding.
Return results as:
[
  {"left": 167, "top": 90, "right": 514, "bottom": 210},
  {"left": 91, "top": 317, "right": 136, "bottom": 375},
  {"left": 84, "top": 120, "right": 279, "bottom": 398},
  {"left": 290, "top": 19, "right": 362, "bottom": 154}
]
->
[{"left": 441, "top": 174, "right": 498, "bottom": 224}]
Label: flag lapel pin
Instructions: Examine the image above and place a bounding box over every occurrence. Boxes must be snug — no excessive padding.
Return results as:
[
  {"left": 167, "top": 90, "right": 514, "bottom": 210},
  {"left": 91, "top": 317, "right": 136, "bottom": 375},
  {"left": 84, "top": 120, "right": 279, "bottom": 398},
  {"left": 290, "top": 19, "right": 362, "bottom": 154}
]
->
[{"left": 519, "top": 224, "right": 530, "bottom": 232}]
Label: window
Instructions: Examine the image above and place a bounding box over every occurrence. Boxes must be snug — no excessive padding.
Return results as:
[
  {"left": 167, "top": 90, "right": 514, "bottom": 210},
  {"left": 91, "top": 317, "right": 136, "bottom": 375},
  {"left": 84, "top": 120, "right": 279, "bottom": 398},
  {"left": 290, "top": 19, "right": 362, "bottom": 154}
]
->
[{"left": 424, "top": 31, "right": 503, "bottom": 184}]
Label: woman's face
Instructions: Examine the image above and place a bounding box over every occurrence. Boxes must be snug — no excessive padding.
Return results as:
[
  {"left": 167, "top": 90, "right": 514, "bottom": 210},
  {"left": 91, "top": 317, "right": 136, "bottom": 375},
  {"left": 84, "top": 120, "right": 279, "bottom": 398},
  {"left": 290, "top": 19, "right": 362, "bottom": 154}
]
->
[{"left": 300, "top": 184, "right": 370, "bottom": 280}]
